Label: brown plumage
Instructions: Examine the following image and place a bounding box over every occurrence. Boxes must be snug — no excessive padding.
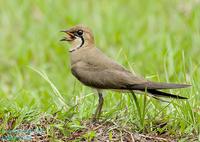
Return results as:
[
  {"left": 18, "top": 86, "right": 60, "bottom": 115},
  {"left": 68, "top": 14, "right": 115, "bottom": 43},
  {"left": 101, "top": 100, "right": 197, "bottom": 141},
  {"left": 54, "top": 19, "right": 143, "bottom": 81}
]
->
[{"left": 60, "top": 24, "right": 191, "bottom": 120}]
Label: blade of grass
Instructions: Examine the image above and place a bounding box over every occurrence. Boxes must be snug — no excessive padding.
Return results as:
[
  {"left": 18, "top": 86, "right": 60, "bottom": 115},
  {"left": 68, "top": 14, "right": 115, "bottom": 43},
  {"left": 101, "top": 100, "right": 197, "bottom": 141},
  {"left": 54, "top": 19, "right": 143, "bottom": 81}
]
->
[{"left": 28, "top": 66, "right": 68, "bottom": 111}]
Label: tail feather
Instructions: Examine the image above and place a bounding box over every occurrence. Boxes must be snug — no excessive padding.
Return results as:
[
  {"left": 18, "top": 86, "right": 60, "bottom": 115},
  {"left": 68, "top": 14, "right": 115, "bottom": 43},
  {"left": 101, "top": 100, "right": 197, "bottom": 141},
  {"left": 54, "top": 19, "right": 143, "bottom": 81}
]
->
[
  {"left": 147, "top": 89, "right": 188, "bottom": 99},
  {"left": 129, "top": 82, "right": 191, "bottom": 90}
]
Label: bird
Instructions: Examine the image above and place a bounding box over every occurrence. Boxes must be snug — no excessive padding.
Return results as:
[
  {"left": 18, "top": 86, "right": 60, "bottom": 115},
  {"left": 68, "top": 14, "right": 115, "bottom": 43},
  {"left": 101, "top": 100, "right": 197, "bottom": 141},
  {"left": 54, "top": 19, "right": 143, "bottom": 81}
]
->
[{"left": 60, "top": 24, "right": 191, "bottom": 121}]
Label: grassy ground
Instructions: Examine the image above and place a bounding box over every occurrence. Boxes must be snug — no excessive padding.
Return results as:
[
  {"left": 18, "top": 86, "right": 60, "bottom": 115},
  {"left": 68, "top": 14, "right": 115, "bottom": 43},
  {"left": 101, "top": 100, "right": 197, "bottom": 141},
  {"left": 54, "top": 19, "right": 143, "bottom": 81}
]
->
[{"left": 0, "top": 0, "right": 200, "bottom": 141}]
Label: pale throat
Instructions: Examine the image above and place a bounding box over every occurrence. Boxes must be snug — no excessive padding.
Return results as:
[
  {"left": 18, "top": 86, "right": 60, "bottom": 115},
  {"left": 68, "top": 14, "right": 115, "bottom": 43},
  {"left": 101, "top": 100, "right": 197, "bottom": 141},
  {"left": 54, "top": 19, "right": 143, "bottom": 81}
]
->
[{"left": 69, "top": 37, "right": 85, "bottom": 52}]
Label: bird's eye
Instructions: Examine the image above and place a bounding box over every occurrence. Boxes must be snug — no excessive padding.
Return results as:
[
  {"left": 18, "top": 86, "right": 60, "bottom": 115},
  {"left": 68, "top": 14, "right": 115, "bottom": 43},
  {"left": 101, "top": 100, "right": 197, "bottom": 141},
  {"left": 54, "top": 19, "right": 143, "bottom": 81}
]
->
[{"left": 77, "top": 30, "right": 83, "bottom": 36}]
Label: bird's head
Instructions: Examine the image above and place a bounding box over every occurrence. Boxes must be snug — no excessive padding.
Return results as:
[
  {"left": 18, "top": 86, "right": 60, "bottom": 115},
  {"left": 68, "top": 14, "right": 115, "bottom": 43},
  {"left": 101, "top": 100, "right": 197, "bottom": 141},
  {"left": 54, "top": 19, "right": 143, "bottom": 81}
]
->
[{"left": 60, "top": 25, "right": 94, "bottom": 52}]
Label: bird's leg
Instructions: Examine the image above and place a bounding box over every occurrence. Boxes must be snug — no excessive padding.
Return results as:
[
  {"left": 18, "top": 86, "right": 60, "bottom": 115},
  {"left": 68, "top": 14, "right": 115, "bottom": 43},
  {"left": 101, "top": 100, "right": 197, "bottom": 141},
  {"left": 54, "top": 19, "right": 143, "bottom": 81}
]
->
[
  {"left": 93, "top": 91, "right": 104, "bottom": 121},
  {"left": 97, "top": 92, "right": 104, "bottom": 118}
]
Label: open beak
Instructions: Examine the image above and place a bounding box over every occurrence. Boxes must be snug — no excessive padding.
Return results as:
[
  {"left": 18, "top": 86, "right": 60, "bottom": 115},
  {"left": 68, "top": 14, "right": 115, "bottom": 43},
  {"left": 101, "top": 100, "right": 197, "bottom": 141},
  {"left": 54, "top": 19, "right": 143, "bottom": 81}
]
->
[{"left": 60, "top": 30, "right": 76, "bottom": 41}]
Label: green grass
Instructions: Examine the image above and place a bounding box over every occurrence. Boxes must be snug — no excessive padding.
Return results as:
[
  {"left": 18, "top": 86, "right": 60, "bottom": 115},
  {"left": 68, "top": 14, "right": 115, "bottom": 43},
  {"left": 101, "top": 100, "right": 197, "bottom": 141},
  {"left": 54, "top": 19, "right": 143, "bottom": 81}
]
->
[{"left": 0, "top": 0, "right": 200, "bottom": 141}]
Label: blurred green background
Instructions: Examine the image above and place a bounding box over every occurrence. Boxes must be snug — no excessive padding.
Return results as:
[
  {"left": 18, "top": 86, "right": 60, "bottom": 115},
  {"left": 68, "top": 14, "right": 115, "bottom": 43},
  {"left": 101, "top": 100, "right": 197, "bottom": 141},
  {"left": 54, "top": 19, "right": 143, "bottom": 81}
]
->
[{"left": 0, "top": 0, "right": 200, "bottom": 136}]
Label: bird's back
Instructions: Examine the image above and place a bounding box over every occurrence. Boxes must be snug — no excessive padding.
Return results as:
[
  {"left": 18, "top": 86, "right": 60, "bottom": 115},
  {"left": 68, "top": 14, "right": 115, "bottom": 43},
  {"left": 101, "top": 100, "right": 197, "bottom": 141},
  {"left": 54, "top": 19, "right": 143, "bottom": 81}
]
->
[{"left": 70, "top": 47, "right": 146, "bottom": 89}]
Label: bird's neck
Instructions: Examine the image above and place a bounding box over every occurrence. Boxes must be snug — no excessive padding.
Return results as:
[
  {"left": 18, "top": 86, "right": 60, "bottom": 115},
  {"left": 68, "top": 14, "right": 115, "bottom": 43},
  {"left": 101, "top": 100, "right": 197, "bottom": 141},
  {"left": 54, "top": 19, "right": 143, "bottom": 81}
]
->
[{"left": 69, "top": 44, "right": 94, "bottom": 65}]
